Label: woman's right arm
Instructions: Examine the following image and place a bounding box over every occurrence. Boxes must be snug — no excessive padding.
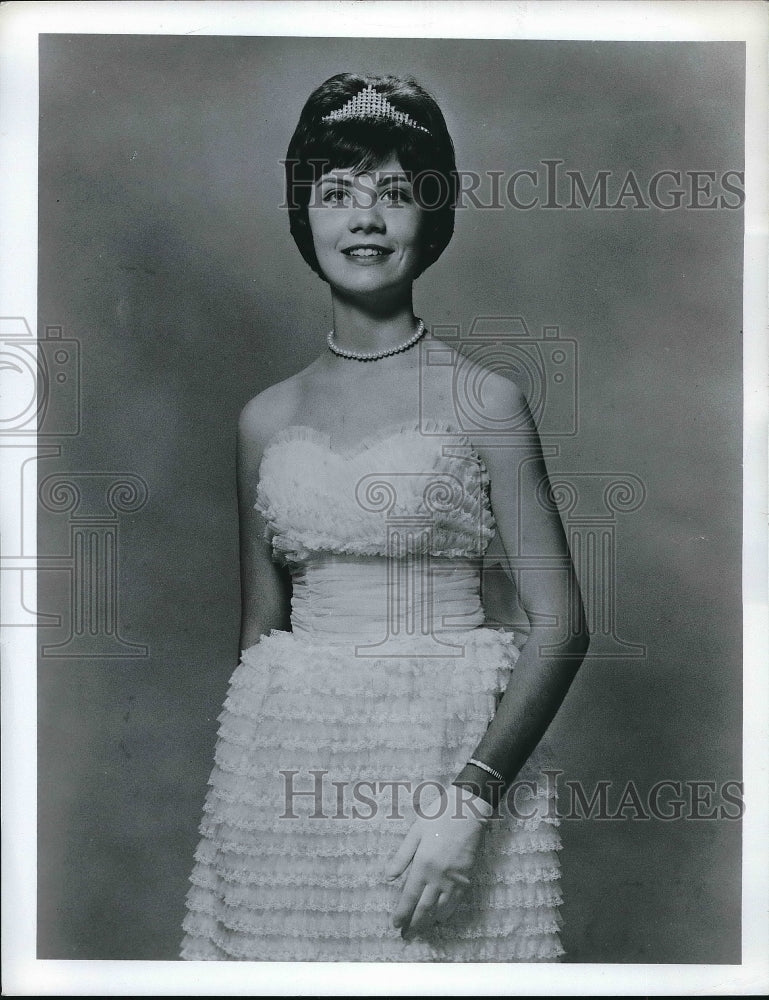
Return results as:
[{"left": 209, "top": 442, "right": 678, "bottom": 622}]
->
[{"left": 236, "top": 395, "right": 293, "bottom": 652}]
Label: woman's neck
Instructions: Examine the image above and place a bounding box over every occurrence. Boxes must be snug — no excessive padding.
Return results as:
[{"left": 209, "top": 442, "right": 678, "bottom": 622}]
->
[{"left": 328, "top": 295, "right": 419, "bottom": 356}]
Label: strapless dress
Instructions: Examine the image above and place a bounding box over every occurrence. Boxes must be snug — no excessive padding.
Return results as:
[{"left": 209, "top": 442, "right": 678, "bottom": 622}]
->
[{"left": 180, "top": 420, "right": 563, "bottom": 961}]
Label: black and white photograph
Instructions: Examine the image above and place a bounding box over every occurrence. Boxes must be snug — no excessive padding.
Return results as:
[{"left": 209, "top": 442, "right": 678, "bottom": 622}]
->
[{"left": 1, "top": 1, "right": 767, "bottom": 994}]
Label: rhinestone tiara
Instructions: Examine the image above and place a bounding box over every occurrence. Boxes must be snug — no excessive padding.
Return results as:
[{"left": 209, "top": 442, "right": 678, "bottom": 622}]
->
[{"left": 321, "top": 83, "right": 431, "bottom": 134}]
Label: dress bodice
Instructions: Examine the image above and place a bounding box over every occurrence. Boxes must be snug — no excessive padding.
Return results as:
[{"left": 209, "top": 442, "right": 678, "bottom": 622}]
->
[
  {"left": 254, "top": 420, "right": 496, "bottom": 567},
  {"left": 254, "top": 420, "right": 499, "bottom": 646}
]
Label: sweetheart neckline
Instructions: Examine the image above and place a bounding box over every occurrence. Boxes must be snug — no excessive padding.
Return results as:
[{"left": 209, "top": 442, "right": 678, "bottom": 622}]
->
[
  {"left": 260, "top": 418, "right": 478, "bottom": 461},
  {"left": 254, "top": 418, "right": 498, "bottom": 558}
]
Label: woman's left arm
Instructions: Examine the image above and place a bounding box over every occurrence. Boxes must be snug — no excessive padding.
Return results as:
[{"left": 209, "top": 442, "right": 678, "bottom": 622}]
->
[
  {"left": 387, "top": 374, "right": 589, "bottom": 935},
  {"left": 452, "top": 374, "right": 590, "bottom": 803}
]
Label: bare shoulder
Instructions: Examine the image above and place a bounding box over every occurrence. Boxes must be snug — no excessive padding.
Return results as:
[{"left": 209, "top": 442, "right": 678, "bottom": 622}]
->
[
  {"left": 471, "top": 362, "right": 529, "bottom": 423},
  {"left": 237, "top": 373, "right": 303, "bottom": 450},
  {"left": 424, "top": 338, "right": 530, "bottom": 431}
]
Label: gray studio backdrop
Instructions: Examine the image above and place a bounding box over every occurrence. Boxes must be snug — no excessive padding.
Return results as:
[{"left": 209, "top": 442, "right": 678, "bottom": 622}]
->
[{"left": 37, "top": 35, "right": 743, "bottom": 961}]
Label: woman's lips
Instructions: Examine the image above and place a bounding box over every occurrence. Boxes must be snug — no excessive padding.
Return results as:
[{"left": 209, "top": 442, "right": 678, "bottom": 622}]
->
[{"left": 342, "top": 245, "right": 394, "bottom": 265}]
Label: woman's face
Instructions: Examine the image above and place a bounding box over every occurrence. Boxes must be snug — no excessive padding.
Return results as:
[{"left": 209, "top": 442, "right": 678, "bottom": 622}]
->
[{"left": 307, "top": 154, "right": 425, "bottom": 301}]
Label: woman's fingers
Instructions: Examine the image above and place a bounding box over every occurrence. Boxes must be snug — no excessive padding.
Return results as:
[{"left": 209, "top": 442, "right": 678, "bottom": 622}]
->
[
  {"left": 391, "top": 866, "right": 427, "bottom": 930},
  {"left": 387, "top": 800, "right": 486, "bottom": 937},
  {"left": 395, "top": 879, "right": 466, "bottom": 937},
  {"left": 385, "top": 822, "right": 420, "bottom": 881},
  {"left": 404, "top": 883, "right": 441, "bottom": 935}
]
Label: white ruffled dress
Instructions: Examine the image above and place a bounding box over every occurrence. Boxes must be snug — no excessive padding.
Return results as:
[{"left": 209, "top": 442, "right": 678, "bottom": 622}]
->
[{"left": 180, "top": 421, "right": 563, "bottom": 962}]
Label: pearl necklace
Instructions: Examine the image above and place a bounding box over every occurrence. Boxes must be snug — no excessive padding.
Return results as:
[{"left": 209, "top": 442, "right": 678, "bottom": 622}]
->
[{"left": 326, "top": 319, "right": 426, "bottom": 361}]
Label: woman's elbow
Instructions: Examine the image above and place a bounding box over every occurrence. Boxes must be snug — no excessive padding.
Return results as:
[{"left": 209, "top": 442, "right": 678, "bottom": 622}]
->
[
  {"left": 562, "top": 602, "right": 590, "bottom": 665},
  {"left": 240, "top": 607, "right": 289, "bottom": 652},
  {"left": 541, "top": 596, "right": 590, "bottom": 669},
  {"left": 563, "top": 616, "right": 590, "bottom": 676},
  {"left": 566, "top": 580, "right": 590, "bottom": 656},
  {"left": 572, "top": 625, "right": 591, "bottom": 661},
  {"left": 239, "top": 621, "right": 267, "bottom": 653},
  {"left": 543, "top": 583, "right": 591, "bottom": 650}
]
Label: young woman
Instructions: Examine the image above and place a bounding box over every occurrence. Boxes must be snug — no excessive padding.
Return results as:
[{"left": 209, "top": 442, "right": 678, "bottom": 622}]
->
[{"left": 180, "top": 72, "right": 588, "bottom": 962}]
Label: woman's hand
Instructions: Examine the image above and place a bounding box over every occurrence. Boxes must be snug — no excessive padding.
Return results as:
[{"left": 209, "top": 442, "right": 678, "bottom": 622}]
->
[{"left": 385, "top": 786, "right": 493, "bottom": 937}]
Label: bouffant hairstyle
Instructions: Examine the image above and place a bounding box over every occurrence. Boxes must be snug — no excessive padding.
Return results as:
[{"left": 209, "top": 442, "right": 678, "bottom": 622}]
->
[{"left": 285, "top": 73, "right": 457, "bottom": 281}]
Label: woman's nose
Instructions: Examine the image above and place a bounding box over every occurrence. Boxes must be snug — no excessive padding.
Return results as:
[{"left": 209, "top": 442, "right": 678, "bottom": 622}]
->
[{"left": 348, "top": 196, "right": 385, "bottom": 232}]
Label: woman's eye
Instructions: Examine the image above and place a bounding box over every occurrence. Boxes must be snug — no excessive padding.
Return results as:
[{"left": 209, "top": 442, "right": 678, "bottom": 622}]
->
[
  {"left": 381, "top": 188, "right": 410, "bottom": 205},
  {"left": 322, "top": 188, "right": 348, "bottom": 205}
]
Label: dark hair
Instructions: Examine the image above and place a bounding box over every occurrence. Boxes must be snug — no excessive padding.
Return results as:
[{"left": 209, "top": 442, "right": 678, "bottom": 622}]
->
[{"left": 284, "top": 73, "right": 457, "bottom": 281}]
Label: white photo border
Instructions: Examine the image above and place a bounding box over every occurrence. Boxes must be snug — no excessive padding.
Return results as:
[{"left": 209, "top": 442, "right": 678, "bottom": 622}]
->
[{"left": 1, "top": 1, "right": 766, "bottom": 995}]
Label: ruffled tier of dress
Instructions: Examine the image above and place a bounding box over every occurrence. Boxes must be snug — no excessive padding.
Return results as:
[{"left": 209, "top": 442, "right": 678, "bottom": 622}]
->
[{"left": 181, "top": 626, "right": 563, "bottom": 962}]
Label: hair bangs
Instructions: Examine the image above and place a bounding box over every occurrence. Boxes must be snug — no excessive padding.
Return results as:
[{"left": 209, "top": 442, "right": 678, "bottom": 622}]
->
[{"left": 301, "top": 121, "right": 430, "bottom": 181}]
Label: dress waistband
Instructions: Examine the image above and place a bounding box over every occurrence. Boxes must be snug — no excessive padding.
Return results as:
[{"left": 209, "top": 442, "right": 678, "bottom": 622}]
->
[{"left": 290, "top": 554, "right": 485, "bottom": 650}]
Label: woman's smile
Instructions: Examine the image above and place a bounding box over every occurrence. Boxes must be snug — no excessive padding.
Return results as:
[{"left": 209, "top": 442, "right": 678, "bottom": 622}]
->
[{"left": 341, "top": 242, "right": 395, "bottom": 264}]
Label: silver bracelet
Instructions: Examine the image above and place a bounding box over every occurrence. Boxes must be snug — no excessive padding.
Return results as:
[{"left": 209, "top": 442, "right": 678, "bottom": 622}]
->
[{"left": 467, "top": 758, "right": 505, "bottom": 783}]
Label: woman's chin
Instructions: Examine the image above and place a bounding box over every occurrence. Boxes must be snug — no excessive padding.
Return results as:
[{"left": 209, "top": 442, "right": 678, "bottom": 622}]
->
[
  {"left": 325, "top": 263, "right": 423, "bottom": 302},
  {"left": 328, "top": 275, "right": 415, "bottom": 308}
]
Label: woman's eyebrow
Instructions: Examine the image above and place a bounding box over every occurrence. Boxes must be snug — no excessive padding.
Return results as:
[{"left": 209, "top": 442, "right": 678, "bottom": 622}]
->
[
  {"left": 316, "top": 175, "right": 355, "bottom": 189},
  {"left": 375, "top": 171, "right": 410, "bottom": 183},
  {"left": 316, "top": 172, "right": 411, "bottom": 186}
]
